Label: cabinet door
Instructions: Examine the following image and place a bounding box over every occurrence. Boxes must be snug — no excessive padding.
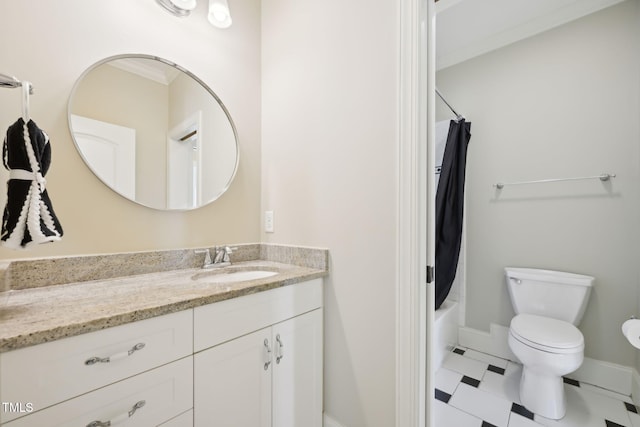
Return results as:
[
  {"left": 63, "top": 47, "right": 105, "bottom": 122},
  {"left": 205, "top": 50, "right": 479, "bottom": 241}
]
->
[
  {"left": 272, "top": 309, "right": 323, "bottom": 427},
  {"left": 194, "top": 328, "right": 272, "bottom": 427}
]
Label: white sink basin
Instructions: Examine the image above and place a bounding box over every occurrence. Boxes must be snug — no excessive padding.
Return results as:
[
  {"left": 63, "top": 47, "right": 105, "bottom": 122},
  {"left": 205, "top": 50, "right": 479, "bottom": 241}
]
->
[{"left": 191, "top": 269, "right": 278, "bottom": 283}]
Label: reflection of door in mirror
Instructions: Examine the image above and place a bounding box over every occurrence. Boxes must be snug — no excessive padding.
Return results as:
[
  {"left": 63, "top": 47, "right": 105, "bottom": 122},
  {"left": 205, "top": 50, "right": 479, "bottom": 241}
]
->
[
  {"left": 167, "top": 111, "right": 202, "bottom": 210},
  {"left": 70, "top": 115, "right": 136, "bottom": 200}
]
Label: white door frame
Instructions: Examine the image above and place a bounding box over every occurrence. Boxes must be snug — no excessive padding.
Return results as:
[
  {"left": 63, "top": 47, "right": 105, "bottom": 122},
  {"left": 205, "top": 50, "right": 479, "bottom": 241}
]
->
[
  {"left": 397, "top": 0, "right": 435, "bottom": 426},
  {"left": 166, "top": 111, "right": 203, "bottom": 210}
]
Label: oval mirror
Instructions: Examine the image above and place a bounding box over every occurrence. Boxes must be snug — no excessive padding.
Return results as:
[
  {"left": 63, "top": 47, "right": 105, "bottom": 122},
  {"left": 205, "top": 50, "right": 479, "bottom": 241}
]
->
[{"left": 68, "top": 54, "right": 239, "bottom": 210}]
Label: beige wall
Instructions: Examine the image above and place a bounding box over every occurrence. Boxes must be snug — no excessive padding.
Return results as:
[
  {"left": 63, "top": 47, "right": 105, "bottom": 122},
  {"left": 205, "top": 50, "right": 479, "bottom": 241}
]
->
[
  {"left": 636, "top": 0, "right": 640, "bottom": 377},
  {"left": 0, "top": 0, "right": 261, "bottom": 258},
  {"left": 1, "top": 1, "right": 401, "bottom": 425},
  {"left": 261, "top": 0, "right": 398, "bottom": 425},
  {"left": 0, "top": 0, "right": 404, "bottom": 425},
  {"left": 73, "top": 64, "right": 170, "bottom": 207},
  {"left": 437, "top": 1, "right": 640, "bottom": 367}
]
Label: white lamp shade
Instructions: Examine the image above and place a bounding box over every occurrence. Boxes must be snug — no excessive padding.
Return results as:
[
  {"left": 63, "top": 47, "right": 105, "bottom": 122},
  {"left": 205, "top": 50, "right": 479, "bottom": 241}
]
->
[{"left": 208, "top": 0, "right": 232, "bottom": 28}]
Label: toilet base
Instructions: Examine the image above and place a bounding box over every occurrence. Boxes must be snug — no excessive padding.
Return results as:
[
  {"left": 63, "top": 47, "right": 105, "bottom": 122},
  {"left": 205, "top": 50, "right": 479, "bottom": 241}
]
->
[{"left": 519, "top": 367, "right": 566, "bottom": 420}]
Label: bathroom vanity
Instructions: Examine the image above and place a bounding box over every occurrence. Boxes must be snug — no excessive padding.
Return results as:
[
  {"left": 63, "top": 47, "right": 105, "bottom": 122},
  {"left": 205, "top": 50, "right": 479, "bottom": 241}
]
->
[{"left": 0, "top": 244, "right": 327, "bottom": 427}]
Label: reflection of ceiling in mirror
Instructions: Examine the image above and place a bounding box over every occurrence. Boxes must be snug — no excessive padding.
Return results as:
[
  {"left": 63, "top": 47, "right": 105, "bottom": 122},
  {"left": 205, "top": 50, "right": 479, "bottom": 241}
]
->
[
  {"left": 107, "top": 58, "right": 181, "bottom": 85},
  {"left": 436, "top": 0, "right": 625, "bottom": 70}
]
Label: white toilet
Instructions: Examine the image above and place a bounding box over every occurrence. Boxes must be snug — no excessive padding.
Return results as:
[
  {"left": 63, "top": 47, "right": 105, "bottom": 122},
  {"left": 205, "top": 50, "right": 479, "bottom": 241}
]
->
[{"left": 505, "top": 267, "right": 594, "bottom": 420}]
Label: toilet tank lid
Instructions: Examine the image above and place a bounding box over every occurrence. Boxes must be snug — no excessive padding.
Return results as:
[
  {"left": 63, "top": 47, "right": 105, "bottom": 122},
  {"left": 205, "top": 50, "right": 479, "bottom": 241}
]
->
[
  {"left": 505, "top": 267, "right": 594, "bottom": 287},
  {"left": 511, "top": 314, "right": 584, "bottom": 350}
]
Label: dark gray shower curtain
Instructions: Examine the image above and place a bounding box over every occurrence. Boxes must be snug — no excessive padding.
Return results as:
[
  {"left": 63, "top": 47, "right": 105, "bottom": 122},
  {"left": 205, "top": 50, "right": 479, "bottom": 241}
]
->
[{"left": 435, "top": 119, "right": 471, "bottom": 310}]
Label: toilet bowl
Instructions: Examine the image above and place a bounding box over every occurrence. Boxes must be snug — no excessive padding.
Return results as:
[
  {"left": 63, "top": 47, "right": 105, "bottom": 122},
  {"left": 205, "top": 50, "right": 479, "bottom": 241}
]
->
[
  {"left": 505, "top": 268, "right": 593, "bottom": 420},
  {"left": 508, "top": 314, "right": 584, "bottom": 419}
]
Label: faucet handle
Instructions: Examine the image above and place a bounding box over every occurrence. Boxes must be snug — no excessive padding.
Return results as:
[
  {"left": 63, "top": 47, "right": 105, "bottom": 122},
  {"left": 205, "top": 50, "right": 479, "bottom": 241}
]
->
[
  {"left": 222, "top": 246, "right": 237, "bottom": 262},
  {"left": 195, "top": 249, "right": 213, "bottom": 266},
  {"left": 212, "top": 246, "right": 227, "bottom": 264}
]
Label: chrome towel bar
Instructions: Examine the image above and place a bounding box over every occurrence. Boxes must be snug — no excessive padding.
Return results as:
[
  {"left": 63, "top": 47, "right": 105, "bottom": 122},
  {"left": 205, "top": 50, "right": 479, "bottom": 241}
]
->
[
  {"left": 495, "top": 173, "right": 616, "bottom": 190},
  {"left": 0, "top": 73, "right": 34, "bottom": 94},
  {"left": 1, "top": 72, "right": 34, "bottom": 120}
]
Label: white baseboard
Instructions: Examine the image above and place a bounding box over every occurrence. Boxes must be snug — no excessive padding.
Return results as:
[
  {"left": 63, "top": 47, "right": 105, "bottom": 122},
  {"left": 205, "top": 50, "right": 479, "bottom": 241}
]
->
[
  {"left": 632, "top": 368, "right": 640, "bottom": 405},
  {"left": 324, "top": 413, "right": 346, "bottom": 427},
  {"left": 458, "top": 324, "right": 517, "bottom": 361},
  {"left": 458, "top": 324, "right": 633, "bottom": 396},
  {"left": 568, "top": 356, "right": 633, "bottom": 396}
]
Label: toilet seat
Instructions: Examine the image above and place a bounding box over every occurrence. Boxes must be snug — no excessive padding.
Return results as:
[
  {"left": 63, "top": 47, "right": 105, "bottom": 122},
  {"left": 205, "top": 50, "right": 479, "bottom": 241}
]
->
[{"left": 510, "top": 314, "right": 584, "bottom": 354}]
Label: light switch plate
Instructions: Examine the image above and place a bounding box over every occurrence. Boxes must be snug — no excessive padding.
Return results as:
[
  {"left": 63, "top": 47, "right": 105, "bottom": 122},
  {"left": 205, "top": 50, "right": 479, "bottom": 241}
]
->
[{"left": 265, "top": 211, "right": 274, "bottom": 233}]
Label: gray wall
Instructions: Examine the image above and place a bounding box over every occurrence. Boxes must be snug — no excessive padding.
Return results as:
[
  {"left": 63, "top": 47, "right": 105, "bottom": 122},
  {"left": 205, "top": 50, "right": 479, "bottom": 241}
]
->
[{"left": 437, "top": 0, "right": 640, "bottom": 367}]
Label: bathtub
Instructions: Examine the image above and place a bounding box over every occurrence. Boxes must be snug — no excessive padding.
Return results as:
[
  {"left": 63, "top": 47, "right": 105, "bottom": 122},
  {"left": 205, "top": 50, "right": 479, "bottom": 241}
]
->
[{"left": 433, "top": 300, "right": 459, "bottom": 370}]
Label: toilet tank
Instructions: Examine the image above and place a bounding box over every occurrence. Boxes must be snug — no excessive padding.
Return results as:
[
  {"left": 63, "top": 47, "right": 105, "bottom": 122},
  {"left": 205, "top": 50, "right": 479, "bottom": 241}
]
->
[{"left": 505, "top": 267, "right": 594, "bottom": 325}]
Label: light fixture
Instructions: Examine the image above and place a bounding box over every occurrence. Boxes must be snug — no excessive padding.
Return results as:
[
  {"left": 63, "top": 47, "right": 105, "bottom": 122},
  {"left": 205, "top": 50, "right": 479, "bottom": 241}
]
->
[
  {"left": 155, "top": 0, "right": 232, "bottom": 28},
  {"left": 208, "top": 0, "right": 232, "bottom": 28},
  {"left": 155, "top": 0, "right": 197, "bottom": 17}
]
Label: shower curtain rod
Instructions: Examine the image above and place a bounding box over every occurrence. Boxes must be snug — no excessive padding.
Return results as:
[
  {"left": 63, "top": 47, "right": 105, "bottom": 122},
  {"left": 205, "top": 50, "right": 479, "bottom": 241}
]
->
[
  {"left": 435, "top": 87, "right": 463, "bottom": 121},
  {"left": 0, "top": 73, "right": 34, "bottom": 94}
]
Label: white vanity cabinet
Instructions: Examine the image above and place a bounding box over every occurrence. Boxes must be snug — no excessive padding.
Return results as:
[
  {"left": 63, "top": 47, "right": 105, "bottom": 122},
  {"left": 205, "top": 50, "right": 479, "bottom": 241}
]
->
[
  {"left": 0, "top": 310, "right": 193, "bottom": 426},
  {"left": 0, "top": 276, "right": 323, "bottom": 427},
  {"left": 193, "top": 278, "right": 323, "bottom": 427}
]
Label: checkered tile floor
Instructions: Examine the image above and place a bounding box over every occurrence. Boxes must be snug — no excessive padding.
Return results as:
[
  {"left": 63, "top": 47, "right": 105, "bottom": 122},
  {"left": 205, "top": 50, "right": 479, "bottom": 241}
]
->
[{"left": 435, "top": 347, "right": 640, "bottom": 427}]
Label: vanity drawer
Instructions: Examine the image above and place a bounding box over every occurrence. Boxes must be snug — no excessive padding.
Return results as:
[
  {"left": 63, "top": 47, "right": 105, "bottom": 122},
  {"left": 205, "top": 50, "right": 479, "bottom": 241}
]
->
[
  {"left": 194, "top": 278, "right": 322, "bottom": 352},
  {"left": 0, "top": 310, "right": 192, "bottom": 423},
  {"left": 3, "top": 356, "right": 193, "bottom": 427}
]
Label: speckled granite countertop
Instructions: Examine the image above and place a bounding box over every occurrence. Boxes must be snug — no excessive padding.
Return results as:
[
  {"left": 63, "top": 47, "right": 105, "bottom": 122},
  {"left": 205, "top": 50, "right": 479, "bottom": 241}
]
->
[{"left": 0, "top": 244, "right": 329, "bottom": 353}]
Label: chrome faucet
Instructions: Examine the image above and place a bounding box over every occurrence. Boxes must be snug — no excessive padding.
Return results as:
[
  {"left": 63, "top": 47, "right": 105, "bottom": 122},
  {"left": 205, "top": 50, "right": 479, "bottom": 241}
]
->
[
  {"left": 212, "top": 246, "right": 235, "bottom": 266},
  {"left": 195, "top": 246, "right": 236, "bottom": 269}
]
